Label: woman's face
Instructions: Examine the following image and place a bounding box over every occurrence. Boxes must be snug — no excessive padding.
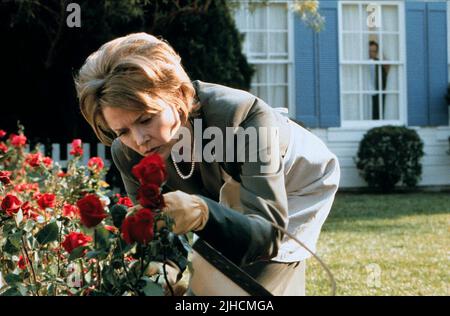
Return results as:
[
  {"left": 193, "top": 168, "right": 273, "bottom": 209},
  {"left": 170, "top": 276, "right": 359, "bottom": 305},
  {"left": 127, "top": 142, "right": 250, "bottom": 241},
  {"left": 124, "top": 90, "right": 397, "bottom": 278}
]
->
[{"left": 102, "top": 100, "right": 182, "bottom": 159}]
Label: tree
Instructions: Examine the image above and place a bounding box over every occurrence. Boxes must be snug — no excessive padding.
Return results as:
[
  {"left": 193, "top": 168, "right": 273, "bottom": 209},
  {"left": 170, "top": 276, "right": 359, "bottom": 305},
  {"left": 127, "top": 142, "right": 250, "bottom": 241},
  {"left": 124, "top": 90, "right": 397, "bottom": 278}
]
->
[
  {"left": 143, "top": 0, "right": 253, "bottom": 90},
  {"left": 0, "top": 0, "right": 321, "bottom": 143}
]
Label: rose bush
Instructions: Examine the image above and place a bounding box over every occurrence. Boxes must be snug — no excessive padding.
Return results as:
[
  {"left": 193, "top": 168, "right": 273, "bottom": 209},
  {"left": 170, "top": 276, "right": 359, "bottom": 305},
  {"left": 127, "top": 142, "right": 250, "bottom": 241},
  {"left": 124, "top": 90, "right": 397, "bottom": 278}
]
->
[{"left": 0, "top": 125, "right": 182, "bottom": 296}]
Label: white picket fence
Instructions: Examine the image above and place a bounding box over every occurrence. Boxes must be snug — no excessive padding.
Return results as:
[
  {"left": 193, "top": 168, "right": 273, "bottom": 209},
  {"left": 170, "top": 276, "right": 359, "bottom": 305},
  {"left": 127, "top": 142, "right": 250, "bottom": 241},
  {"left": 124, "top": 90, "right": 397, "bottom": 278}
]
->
[{"left": 25, "top": 143, "right": 112, "bottom": 169}]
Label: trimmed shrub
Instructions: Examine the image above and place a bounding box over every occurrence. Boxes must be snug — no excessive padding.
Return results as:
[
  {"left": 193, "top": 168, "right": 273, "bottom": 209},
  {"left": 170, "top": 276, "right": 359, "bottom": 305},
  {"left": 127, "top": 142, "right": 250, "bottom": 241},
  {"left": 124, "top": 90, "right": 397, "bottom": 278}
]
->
[{"left": 355, "top": 125, "right": 424, "bottom": 192}]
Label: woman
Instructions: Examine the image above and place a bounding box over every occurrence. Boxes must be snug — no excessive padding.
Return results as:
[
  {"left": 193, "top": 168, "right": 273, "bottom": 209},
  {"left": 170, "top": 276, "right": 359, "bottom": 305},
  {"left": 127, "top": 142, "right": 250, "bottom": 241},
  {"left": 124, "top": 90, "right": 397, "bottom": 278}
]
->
[{"left": 75, "top": 33, "right": 340, "bottom": 296}]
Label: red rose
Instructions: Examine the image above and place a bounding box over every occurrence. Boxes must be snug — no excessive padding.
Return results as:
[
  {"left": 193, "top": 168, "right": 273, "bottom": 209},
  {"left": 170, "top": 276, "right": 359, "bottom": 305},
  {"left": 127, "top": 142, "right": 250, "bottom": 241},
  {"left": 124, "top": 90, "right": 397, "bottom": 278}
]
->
[
  {"left": 76, "top": 194, "right": 107, "bottom": 228},
  {"left": 69, "top": 139, "right": 83, "bottom": 156},
  {"left": 57, "top": 171, "right": 68, "bottom": 177},
  {"left": 117, "top": 196, "right": 134, "bottom": 208},
  {"left": 1, "top": 194, "right": 22, "bottom": 216},
  {"left": 137, "top": 183, "right": 165, "bottom": 210},
  {"left": 62, "top": 203, "right": 79, "bottom": 218},
  {"left": 0, "top": 142, "right": 8, "bottom": 153},
  {"left": 37, "top": 193, "right": 56, "bottom": 210},
  {"left": 21, "top": 201, "right": 39, "bottom": 220},
  {"left": 62, "top": 232, "right": 92, "bottom": 254},
  {"left": 14, "top": 184, "right": 25, "bottom": 192},
  {"left": 10, "top": 134, "right": 27, "bottom": 147},
  {"left": 87, "top": 157, "right": 104, "bottom": 172},
  {"left": 42, "top": 157, "right": 53, "bottom": 168},
  {"left": 18, "top": 255, "right": 28, "bottom": 270},
  {"left": 0, "top": 130, "right": 6, "bottom": 138},
  {"left": 0, "top": 170, "right": 11, "bottom": 185},
  {"left": 121, "top": 208, "right": 155, "bottom": 245},
  {"left": 131, "top": 153, "right": 167, "bottom": 186},
  {"left": 26, "top": 153, "right": 42, "bottom": 167}
]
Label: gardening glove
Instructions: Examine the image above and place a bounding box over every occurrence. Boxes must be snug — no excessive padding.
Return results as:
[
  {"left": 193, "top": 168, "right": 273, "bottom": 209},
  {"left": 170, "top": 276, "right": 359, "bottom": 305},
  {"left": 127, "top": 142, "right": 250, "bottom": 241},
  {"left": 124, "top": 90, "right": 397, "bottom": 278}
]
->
[
  {"left": 161, "top": 190, "right": 209, "bottom": 235},
  {"left": 126, "top": 204, "right": 143, "bottom": 215}
]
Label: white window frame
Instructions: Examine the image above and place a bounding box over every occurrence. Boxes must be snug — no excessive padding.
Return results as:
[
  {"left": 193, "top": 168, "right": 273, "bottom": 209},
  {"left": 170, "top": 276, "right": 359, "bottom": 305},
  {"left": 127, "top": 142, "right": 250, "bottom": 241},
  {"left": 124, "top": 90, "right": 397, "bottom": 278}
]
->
[
  {"left": 232, "top": 0, "right": 296, "bottom": 118},
  {"left": 338, "top": 0, "right": 407, "bottom": 128}
]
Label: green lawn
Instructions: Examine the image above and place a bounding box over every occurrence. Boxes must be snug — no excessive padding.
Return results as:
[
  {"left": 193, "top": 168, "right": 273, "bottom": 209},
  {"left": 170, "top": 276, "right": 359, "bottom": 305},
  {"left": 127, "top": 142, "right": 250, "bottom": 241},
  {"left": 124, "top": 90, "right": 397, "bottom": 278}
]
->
[{"left": 306, "top": 192, "right": 450, "bottom": 296}]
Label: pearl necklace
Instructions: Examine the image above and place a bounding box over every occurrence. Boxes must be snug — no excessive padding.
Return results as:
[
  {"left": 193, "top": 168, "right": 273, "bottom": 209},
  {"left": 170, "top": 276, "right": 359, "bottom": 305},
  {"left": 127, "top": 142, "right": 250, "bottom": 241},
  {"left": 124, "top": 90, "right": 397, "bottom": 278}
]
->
[{"left": 170, "top": 132, "right": 196, "bottom": 180}]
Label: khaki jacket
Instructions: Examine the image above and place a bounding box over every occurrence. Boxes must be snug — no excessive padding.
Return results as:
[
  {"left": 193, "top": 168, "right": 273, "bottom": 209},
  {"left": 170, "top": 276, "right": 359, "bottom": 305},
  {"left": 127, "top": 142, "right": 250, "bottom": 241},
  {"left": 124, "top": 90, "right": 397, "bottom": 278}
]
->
[{"left": 111, "top": 80, "right": 340, "bottom": 265}]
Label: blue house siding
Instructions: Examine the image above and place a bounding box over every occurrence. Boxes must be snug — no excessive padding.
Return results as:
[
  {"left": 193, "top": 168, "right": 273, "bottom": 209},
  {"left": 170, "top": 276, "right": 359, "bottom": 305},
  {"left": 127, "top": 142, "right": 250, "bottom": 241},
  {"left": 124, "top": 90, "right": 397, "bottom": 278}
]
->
[
  {"left": 406, "top": 1, "right": 448, "bottom": 126},
  {"left": 294, "top": 1, "right": 340, "bottom": 128}
]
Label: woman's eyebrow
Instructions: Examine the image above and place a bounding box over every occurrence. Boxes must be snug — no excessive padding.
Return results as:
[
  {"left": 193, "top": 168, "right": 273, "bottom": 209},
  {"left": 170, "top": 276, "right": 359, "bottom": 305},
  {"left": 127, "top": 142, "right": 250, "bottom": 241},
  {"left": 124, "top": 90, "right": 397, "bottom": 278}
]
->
[{"left": 114, "top": 113, "right": 145, "bottom": 134}]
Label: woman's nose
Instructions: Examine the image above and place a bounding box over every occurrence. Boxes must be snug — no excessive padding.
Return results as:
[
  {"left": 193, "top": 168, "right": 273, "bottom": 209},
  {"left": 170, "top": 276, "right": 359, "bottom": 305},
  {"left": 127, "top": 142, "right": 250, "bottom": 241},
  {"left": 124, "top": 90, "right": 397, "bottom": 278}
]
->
[{"left": 133, "top": 127, "right": 150, "bottom": 147}]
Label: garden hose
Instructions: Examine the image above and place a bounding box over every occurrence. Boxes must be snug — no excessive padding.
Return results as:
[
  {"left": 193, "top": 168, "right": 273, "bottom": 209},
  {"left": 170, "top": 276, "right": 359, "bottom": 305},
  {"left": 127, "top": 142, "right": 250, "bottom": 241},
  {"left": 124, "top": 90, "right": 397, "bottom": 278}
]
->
[{"left": 247, "top": 214, "right": 336, "bottom": 296}]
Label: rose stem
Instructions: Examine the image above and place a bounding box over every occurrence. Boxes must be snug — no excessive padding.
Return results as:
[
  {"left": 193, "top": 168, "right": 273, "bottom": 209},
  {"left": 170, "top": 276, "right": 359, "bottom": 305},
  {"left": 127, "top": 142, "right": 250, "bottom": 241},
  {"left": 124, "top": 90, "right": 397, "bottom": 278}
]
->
[
  {"left": 94, "top": 228, "right": 101, "bottom": 289},
  {"left": 21, "top": 236, "right": 39, "bottom": 296}
]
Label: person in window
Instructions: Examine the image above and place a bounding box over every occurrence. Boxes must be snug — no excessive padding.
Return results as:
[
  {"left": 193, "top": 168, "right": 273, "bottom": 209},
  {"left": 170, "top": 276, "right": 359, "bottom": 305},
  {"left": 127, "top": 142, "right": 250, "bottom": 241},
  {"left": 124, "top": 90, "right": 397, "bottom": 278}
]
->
[
  {"left": 74, "top": 33, "right": 340, "bottom": 296},
  {"left": 369, "top": 40, "right": 390, "bottom": 120}
]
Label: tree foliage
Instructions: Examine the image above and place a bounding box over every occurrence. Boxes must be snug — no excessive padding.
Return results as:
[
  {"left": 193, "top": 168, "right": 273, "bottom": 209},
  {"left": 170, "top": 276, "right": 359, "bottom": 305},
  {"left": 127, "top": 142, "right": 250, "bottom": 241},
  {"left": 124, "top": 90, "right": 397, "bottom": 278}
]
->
[{"left": 0, "top": 0, "right": 253, "bottom": 143}]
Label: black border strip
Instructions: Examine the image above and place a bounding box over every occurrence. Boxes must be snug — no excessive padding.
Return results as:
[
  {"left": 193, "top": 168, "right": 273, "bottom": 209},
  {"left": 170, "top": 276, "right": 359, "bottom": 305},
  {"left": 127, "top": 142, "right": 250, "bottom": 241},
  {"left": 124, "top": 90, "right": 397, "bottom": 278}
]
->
[{"left": 192, "top": 239, "right": 272, "bottom": 296}]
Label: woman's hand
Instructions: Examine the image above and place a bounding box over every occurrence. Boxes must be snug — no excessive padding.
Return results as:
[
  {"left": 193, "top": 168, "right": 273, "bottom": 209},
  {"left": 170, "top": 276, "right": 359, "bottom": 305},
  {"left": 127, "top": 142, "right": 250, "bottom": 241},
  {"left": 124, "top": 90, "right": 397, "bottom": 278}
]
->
[
  {"left": 161, "top": 190, "right": 209, "bottom": 235},
  {"left": 127, "top": 204, "right": 143, "bottom": 215},
  {"left": 126, "top": 190, "right": 209, "bottom": 234}
]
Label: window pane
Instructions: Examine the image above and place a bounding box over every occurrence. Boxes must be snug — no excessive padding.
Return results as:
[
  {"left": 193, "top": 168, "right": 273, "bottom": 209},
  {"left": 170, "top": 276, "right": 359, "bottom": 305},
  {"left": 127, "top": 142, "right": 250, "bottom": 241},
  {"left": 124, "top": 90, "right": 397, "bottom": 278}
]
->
[
  {"left": 382, "top": 5, "right": 399, "bottom": 32},
  {"left": 248, "top": 32, "right": 267, "bottom": 57},
  {"left": 362, "top": 4, "right": 379, "bottom": 32},
  {"left": 268, "top": 3, "right": 287, "bottom": 30},
  {"left": 343, "top": 4, "right": 360, "bottom": 31},
  {"left": 342, "top": 94, "right": 360, "bottom": 120},
  {"left": 382, "top": 34, "right": 399, "bottom": 61},
  {"left": 364, "top": 34, "right": 380, "bottom": 61},
  {"left": 343, "top": 33, "right": 361, "bottom": 60},
  {"left": 384, "top": 65, "right": 398, "bottom": 91},
  {"left": 268, "top": 32, "right": 288, "bottom": 56},
  {"left": 257, "top": 85, "right": 269, "bottom": 103},
  {"left": 250, "top": 85, "right": 258, "bottom": 97},
  {"left": 361, "top": 65, "right": 377, "bottom": 93},
  {"left": 252, "top": 64, "right": 268, "bottom": 84},
  {"left": 383, "top": 94, "right": 399, "bottom": 120},
  {"left": 268, "top": 86, "right": 287, "bottom": 108},
  {"left": 362, "top": 93, "right": 378, "bottom": 120},
  {"left": 248, "top": 6, "right": 266, "bottom": 30},
  {"left": 266, "top": 64, "right": 287, "bottom": 84},
  {"left": 342, "top": 65, "right": 360, "bottom": 92},
  {"left": 234, "top": 6, "right": 247, "bottom": 29}
]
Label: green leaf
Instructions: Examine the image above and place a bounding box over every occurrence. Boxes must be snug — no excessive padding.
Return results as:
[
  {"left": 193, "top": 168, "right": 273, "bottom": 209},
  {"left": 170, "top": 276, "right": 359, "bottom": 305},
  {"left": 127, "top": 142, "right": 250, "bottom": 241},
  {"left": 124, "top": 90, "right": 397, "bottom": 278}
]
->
[
  {"left": 46, "top": 284, "right": 55, "bottom": 296},
  {"left": 2, "top": 222, "right": 16, "bottom": 235},
  {"left": 68, "top": 246, "right": 89, "bottom": 261},
  {"left": 101, "top": 265, "right": 116, "bottom": 289},
  {"left": 0, "top": 287, "right": 22, "bottom": 296},
  {"left": 23, "top": 220, "right": 35, "bottom": 233},
  {"left": 16, "top": 283, "right": 30, "bottom": 296},
  {"left": 3, "top": 239, "right": 20, "bottom": 255},
  {"left": 141, "top": 278, "right": 164, "bottom": 296},
  {"left": 15, "top": 209, "right": 23, "bottom": 225},
  {"left": 9, "top": 232, "right": 22, "bottom": 248},
  {"left": 95, "top": 227, "right": 110, "bottom": 250},
  {"left": 114, "top": 239, "right": 133, "bottom": 257},
  {"left": 110, "top": 204, "right": 127, "bottom": 228},
  {"left": 4, "top": 273, "right": 21, "bottom": 285},
  {"left": 35, "top": 222, "right": 58, "bottom": 245},
  {"left": 86, "top": 250, "right": 107, "bottom": 260}
]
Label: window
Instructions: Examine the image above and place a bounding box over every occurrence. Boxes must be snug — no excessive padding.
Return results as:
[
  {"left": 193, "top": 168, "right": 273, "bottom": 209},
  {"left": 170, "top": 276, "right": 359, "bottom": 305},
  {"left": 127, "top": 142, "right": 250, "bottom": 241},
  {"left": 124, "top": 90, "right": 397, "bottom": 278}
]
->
[
  {"left": 339, "top": 1, "right": 406, "bottom": 127},
  {"left": 232, "top": 1, "right": 295, "bottom": 115}
]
